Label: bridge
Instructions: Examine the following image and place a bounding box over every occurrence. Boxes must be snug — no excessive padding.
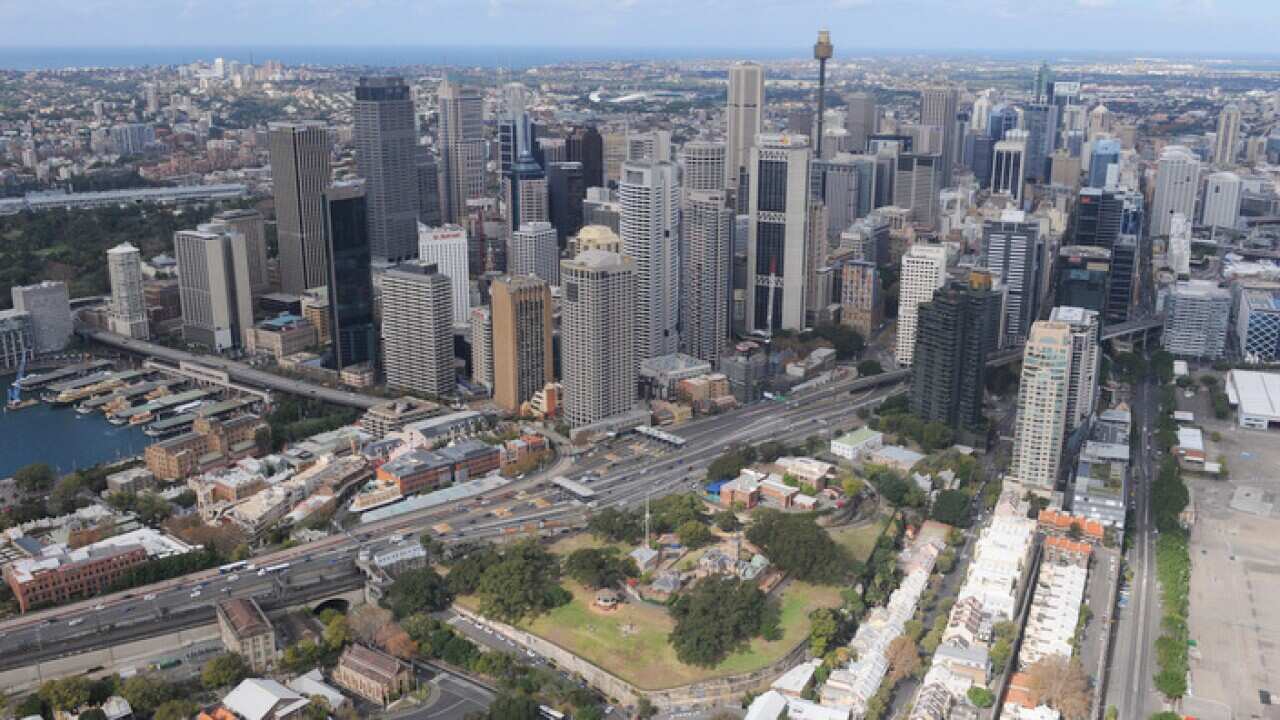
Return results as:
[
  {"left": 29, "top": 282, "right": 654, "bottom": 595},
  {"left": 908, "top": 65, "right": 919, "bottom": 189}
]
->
[
  {"left": 1100, "top": 315, "right": 1164, "bottom": 342},
  {"left": 79, "top": 327, "right": 380, "bottom": 410}
]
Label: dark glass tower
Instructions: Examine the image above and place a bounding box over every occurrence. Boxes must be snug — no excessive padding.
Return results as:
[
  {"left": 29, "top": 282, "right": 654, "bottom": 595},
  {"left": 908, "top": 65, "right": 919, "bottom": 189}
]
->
[
  {"left": 547, "top": 161, "right": 586, "bottom": 248},
  {"left": 567, "top": 125, "right": 604, "bottom": 188},
  {"left": 324, "top": 183, "right": 376, "bottom": 370},
  {"left": 354, "top": 76, "right": 419, "bottom": 263},
  {"left": 909, "top": 271, "right": 1003, "bottom": 430}
]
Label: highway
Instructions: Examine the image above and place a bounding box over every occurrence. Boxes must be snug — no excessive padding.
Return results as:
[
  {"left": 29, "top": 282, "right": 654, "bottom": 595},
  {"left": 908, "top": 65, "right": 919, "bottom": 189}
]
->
[
  {"left": 0, "top": 368, "right": 908, "bottom": 671},
  {"left": 78, "top": 327, "right": 381, "bottom": 409}
]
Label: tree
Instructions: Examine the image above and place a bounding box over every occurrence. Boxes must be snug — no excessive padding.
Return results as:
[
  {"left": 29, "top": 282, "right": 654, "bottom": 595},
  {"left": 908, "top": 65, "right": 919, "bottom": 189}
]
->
[
  {"left": 989, "top": 637, "right": 1013, "bottom": 674},
  {"left": 385, "top": 567, "right": 454, "bottom": 618},
  {"left": 79, "top": 710, "right": 108, "bottom": 720},
  {"left": 133, "top": 491, "right": 171, "bottom": 525},
  {"left": 677, "top": 519, "right": 714, "bottom": 548},
  {"left": 201, "top": 652, "right": 251, "bottom": 690},
  {"left": 303, "top": 697, "right": 332, "bottom": 720},
  {"left": 857, "top": 360, "right": 883, "bottom": 377},
  {"left": 637, "top": 698, "right": 657, "bottom": 719},
  {"left": 808, "top": 608, "right": 841, "bottom": 656},
  {"left": 48, "top": 473, "right": 85, "bottom": 516},
  {"left": 564, "top": 548, "right": 638, "bottom": 589},
  {"left": 885, "top": 635, "right": 920, "bottom": 685},
  {"left": 669, "top": 576, "right": 776, "bottom": 666},
  {"left": 323, "top": 614, "right": 350, "bottom": 651},
  {"left": 39, "top": 676, "right": 91, "bottom": 712},
  {"left": 474, "top": 540, "right": 570, "bottom": 623},
  {"left": 746, "top": 509, "right": 848, "bottom": 584},
  {"left": 154, "top": 700, "right": 199, "bottom": 720},
  {"left": 930, "top": 490, "right": 970, "bottom": 527},
  {"left": 376, "top": 623, "right": 419, "bottom": 659},
  {"left": 120, "top": 675, "right": 173, "bottom": 716},
  {"left": 489, "top": 692, "right": 541, "bottom": 720},
  {"left": 713, "top": 510, "right": 741, "bottom": 532},
  {"left": 967, "top": 686, "right": 995, "bottom": 708},
  {"left": 1025, "top": 655, "right": 1091, "bottom": 720},
  {"left": 586, "top": 507, "right": 644, "bottom": 544},
  {"left": 15, "top": 463, "right": 55, "bottom": 493},
  {"left": 348, "top": 605, "right": 392, "bottom": 643},
  {"left": 921, "top": 422, "right": 955, "bottom": 451}
]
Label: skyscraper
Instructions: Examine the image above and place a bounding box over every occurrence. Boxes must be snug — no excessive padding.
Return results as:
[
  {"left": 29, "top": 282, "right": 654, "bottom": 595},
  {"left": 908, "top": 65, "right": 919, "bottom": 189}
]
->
[
  {"left": 619, "top": 160, "right": 680, "bottom": 361},
  {"left": 1009, "top": 320, "right": 1074, "bottom": 492},
  {"left": 561, "top": 251, "right": 637, "bottom": 428},
  {"left": 920, "top": 87, "right": 959, "bottom": 184},
  {"left": 9, "top": 281, "right": 71, "bottom": 355},
  {"left": 680, "top": 190, "right": 732, "bottom": 366},
  {"left": 355, "top": 77, "right": 419, "bottom": 263},
  {"left": 174, "top": 227, "right": 253, "bottom": 351},
  {"left": 1214, "top": 103, "right": 1240, "bottom": 167},
  {"left": 909, "top": 270, "right": 1003, "bottom": 430},
  {"left": 1150, "top": 145, "right": 1201, "bottom": 236},
  {"left": 269, "top": 121, "right": 330, "bottom": 294},
  {"left": 747, "top": 134, "right": 812, "bottom": 333},
  {"left": 893, "top": 153, "right": 941, "bottom": 227},
  {"left": 509, "top": 221, "right": 560, "bottom": 287},
  {"left": 547, "top": 161, "right": 586, "bottom": 247},
  {"left": 1087, "top": 137, "right": 1121, "bottom": 188},
  {"left": 1048, "top": 306, "right": 1101, "bottom": 434},
  {"left": 1021, "top": 103, "right": 1058, "bottom": 184},
  {"left": 679, "top": 141, "right": 727, "bottom": 193},
  {"left": 323, "top": 182, "right": 376, "bottom": 370},
  {"left": 417, "top": 224, "right": 472, "bottom": 326},
  {"left": 502, "top": 108, "right": 548, "bottom": 232},
  {"left": 726, "top": 63, "right": 765, "bottom": 189},
  {"left": 415, "top": 147, "right": 444, "bottom": 227},
  {"left": 381, "top": 263, "right": 455, "bottom": 398},
  {"left": 1162, "top": 281, "right": 1232, "bottom": 360},
  {"left": 834, "top": 258, "right": 880, "bottom": 337},
  {"left": 1202, "top": 171, "right": 1242, "bottom": 230},
  {"left": 991, "top": 130, "right": 1028, "bottom": 204},
  {"left": 895, "top": 244, "right": 948, "bottom": 366},
  {"left": 1055, "top": 245, "right": 1112, "bottom": 316},
  {"left": 107, "top": 242, "right": 149, "bottom": 339},
  {"left": 567, "top": 125, "right": 604, "bottom": 188},
  {"left": 626, "top": 130, "right": 671, "bottom": 163},
  {"left": 812, "top": 154, "right": 870, "bottom": 243},
  {"left": 470, "top": 307, "right": 494, "bottom": 391},
  {"left": 845, "top": 92, "right": 877, "bottom": 151},
  {"left": 982, "top": 213, "right": 1043, "bottom": 346},
  {"left": 492, "top": 275, "right": 554, "bottom": 413},
  {"left": 208, "top": 209, "right": 270, "bottom": 299},
  {"left": 438, "top": 78, "right": 486, "bottom": 224}
]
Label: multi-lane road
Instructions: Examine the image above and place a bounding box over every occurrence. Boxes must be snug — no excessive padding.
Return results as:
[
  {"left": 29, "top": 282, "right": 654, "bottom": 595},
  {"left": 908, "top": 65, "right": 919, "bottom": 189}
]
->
[{"left": 0, "top": 368, "right": 907, "bottom": 673}]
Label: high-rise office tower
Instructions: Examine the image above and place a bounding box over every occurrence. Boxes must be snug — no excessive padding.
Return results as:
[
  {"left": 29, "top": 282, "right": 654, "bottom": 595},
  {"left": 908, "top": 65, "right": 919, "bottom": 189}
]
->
[
  {"left": 680, "top": 190, "right": 732, "bottom": 366},
  {"left": 840, "top": 213, "right": 891, "bottom": 265},
  {"left": 381, "top": 263, "right": 455, "bottom": 398},
  {"left": 991, "top": 130, "right": 1028, "bottom": 204},
  {"left": 107, "top": 242, "right": 149, "bottom": 339},
  {"left": 509, "top": 221, "right": 560, "bottom": 287},
  {"left": 1214, "top": 103, "right": 1241, "bottom": 167},
  {"left": 1202, "top": 171, "right": 1242, "bottom": 230},
  {"left": 1055, "top": 245, "right": 1112, "bottom": 316},
  {"left": 1150, "top": 145, "right": 1201, "bottom": 236},
  {"left": 438, "top": 78, "right": 486, "bottom": 224},
  {"left": 920, "top": 87, "right": 959, "bottom": 184},
  {"left": 893, "top": 153, "right": 941, "bottom": 227},
  {"left": 619, "top": 160, "right": 680, "bottom": 361},
  {"left": 602, "top": 131, "right": 627, "bottom": 187},
  {"left": 323, "top": 182, "right": 376, "bottom": 370},
  {"left": 415, "top": 147, "right": 444, "bottom": 227},
  {"left": 834, "top": 258, "right": 881, "bottom": 338},
  {"left": 1035, "top": 62, "right": 1052, "bottom": 104},
  {"left": 626, "top": 130, "right": 671, "bottom": 163},
  {"left": 1087, "top": 138, "right": 1121, "bottom": 188},
  {"left": 546, "top": 161, "right": 586, "bottom": 247},
  {"left": 1021, "top": 103, "right": 1058, "bottom": 183},
  {"left": 470, "top": 306, "right": 494, "bottom": 391},
  {"left": 1087, "top": 104, "right": 1112, "bottom": 140},
  {"left": 1162, "top": 281, "right": 1232, "bottom": 360},
  {"left": 747, "top": 134, "right": 812, "bottom": 333},
  {"left": 416, "top": 224, "right": 471, "bottom": 326},
  {"left": 491, "top": 275, "right": 554, "bottom": 413},
  {"left": 1048, "top": 306, "right": 1100, "bottom": 434},
  {"left": 503, "top": 157, "right": 548, "bottom": 231},
  {"left": 567, "top": 125, "right": 604, "bottom": 188},
  {"left": 982, "top": 213, "right": 1043, "bottom": 346},
  {"left": 909, "top": 270, "right": 1003, "bottom": 430},
  {"left": 1009, "top": 320, "right": 1074, "bottom": 492},
  {"left": 845, "top": 92, "right": 877, "bottom": 152},
  {"left": 143, "top": 82, "right": 159, "bottom": 114},
  {"left": 561, "top": 251, "right": 637, "bottom": 427},
  {"left": 812, "top": 154, "right": 868, "bottom": 243},
  {"left": 679, "top": 141, "right": 727, "bottom": 193},
  {"left": 895, "top": 244, "right": 948, "bottom": 366},
  {"left": 206, "top": 209, "right": 270, "bottom": 299},
  {"left": 174, "top": 228, "right": 253, "bottom": 351},
  {"left": 355, "top": 77, "right": 418, "bottom": 263},
  {"left": 726, "top": 63, "right": 765, "bottom": 189},
  {"left": 269, "top": 121, "right": 331, "bottom": 294},
  {"left": 9, "top": 281, "right": 71, "bottom": 355}
]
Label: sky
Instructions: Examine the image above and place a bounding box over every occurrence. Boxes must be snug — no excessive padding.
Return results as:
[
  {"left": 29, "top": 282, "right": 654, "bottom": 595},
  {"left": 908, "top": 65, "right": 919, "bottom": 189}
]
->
[{"left": 2, "top": 0, "right": 1279, "bottom": 57}]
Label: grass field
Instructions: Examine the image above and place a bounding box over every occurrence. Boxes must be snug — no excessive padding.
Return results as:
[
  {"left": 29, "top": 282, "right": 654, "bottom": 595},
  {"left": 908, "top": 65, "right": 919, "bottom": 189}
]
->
[
  {"left": 828, "top": 514, "right": 891, "bottom": 563},
  {"left": 507, "top": 579, "right": 840, "bottom": 689}
]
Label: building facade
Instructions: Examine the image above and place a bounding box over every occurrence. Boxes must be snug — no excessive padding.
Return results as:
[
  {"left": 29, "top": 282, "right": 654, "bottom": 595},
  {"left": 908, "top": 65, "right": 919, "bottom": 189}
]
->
[
  {"left": 619, "top": 160, "right": 680, "bottom": 362},
  {"left": 355, "top": 77, "right": 419, "bottom": 262},
  {"left": 269, "top": 121, "right": 331, "bottom": 294},
  {"left": 560, "top": 251, "right": 637, "bottom": 427},
  {"left": 747, "top": 134, "right": 812, "bottom": 333},
  {"left": 491, "top": 275, "right": 554, "bottom": 413},
  {"left": 381, "top": 263, "right": 455, "bottom": 398},
  {"left": 680, "top": 190, "right": 732, "bottom": 366},
  {"left": 895, "top": 244, "right": 948, "bottom": 366},
  {"left": 107, "top": 242, "right": 150, "bottom": 339},
  {"left": 1010, "top": 321, "right": 1074, "bottom": 492}
]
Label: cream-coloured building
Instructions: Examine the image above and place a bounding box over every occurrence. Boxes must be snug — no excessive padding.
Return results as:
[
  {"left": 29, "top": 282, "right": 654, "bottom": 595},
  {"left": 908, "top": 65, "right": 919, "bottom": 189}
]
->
[
  {"left": 895, "top": 244, "right": 948, "bottom": 366},
  {"left": 216, "top": 597, "right": 277, "bottom": 671}
]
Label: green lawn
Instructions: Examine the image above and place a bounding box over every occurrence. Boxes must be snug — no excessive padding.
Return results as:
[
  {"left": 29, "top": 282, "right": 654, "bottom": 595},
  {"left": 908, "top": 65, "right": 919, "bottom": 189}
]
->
[{"left": 828, "top": 515, "right": 890, "bottom": 563}]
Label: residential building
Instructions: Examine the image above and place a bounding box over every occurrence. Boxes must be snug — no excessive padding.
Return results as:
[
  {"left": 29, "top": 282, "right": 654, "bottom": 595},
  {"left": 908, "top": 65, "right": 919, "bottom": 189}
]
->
[
  {"left": 216, "top": 598, "right": 277, "bottom": 671},
  {"left": 1049, "top": 307, "right": 1101, "bottom": 433},
  {"left": 680, "top": 190, "right": 732, "bottom": 366},
  {"left": 982, "top": 213, "right": 1042, "bottom": 345},
  {"left": 269, "top": 121, "right": 330, "bottom": 294},
  {"left": 561, "top": 250, "right": 637, "bottom": 427},
  {"left": 895, "top": 244, "right": 948, "bottom": 366},
  {"left": 1150, "top": 146, "right": 1200, "bottom": 237},
  {"left": 359, "top": 397, "right": 443, "bottom": 438},
  {"left": 620, "top": 160, "right": 680, "bottom": 362},
  {"left": 107, "top": 242, "right": 150, "bottom": 339},
  {"left": 835, "top": 258, "right": 880, "bottom": 338},
  {"left": 10, "top": 280, "right": 72, "bottom": 354},
  {"left": 509, "top": 221, "right": 560, "bottom": 287},
  {"left": 1009, "top": 321, "right": 1074, "bottom": 492},
  {"left": 909, "top": 271, "right": 1003, "bottom": 430},
  {"left": 470, "top": 306, "right": 494, "bottom": 391},
  {"left": 417, "top": 224, "right": 471, "bottom": 326},
  {"left": 680, "top": 140, "right": 727, "bottom": 193},
  {"left": 209, "top": 209, "right": 270, "bottom": 298},
  {"left": 145, "top": 414, "right": 267, "bottom": 481},
  {"left": 245, "top": 314, "right": 318, "bottom": 361},
  {"left": 492, "top": 275, "right": 554, "bottom": 413},
  {"left": 1202, "top": 171, "right": 1242, "bottom": 230},
  {"left": 1163, "top": 281, "right": 1231, "bottom": 359},
  {"left": 381, "top": 263, "right": 455, "bottom": 398},
  {"left": 175, "top": 227, "right": 254, "bottom": 351},
  {"left": 747, "top": 133, "right": 812, "bottom": 333},
  {"left": 0, "top": 311, "right": 35, "bottom": 371},
  {"left": 1214, "top": 103, "right": 1240, "bottom": 166},
  {"left": 218, "top": 677, "right": 309, "bottom": 720}
]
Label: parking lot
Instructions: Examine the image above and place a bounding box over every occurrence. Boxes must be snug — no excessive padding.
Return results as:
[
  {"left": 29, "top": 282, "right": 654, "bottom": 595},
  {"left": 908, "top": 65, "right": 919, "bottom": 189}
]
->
[{"left": 1178, "top": 384, "right": 1280, "bottom": 719}]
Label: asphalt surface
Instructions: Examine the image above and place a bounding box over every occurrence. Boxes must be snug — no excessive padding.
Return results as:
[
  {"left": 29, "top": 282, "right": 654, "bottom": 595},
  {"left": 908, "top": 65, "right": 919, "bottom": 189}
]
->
[{"left": 0, "top": 367, "right": 909, "bottom": 673}]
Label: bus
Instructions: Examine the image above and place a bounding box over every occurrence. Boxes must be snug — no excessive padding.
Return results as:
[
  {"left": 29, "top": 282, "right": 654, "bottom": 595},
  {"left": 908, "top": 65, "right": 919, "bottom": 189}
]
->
[
  {"left": 257, "top": 563, "right": 291, "bottom": 576},
  {"left": 218, "top": 561, "right": 248, "bottom": 574},
  {"left": 537, "top": 706, "right": 566, "bottom": 720}
]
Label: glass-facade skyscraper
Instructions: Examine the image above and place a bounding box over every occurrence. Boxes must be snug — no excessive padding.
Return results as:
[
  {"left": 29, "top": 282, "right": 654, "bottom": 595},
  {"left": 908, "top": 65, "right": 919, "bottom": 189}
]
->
[{"left": 324, "top": 182, "right": 376, "bottom": 370}]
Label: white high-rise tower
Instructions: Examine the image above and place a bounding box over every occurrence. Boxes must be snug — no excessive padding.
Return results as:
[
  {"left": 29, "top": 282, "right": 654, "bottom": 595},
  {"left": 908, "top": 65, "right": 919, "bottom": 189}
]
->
[
  {"left": 895, "top": 244, "right": 948, "bottom": 366},
  {"left": 726, "top": 63, "right": 765, "bottom": 189},
  {"left": 107, "top": 242, "right": 150, "bottom": 339},
  {"left": 1150, "top": 145, "right": 1201, "bottom": 237},
  {"left": 619, "top": 160, "right": 680, "bottom": 363},
  {"left": 1214, "top": 103, "right": 1240, "bottom": 167}
]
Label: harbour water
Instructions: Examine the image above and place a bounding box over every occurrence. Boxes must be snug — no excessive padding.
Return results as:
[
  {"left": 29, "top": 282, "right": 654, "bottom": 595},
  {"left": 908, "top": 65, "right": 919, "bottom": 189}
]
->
[{"left": 0, "top": 376, "right": 149, "bottom": 478}]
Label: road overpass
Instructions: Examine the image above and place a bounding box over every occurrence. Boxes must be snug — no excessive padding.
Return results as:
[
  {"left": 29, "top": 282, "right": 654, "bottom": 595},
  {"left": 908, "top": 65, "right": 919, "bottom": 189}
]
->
[{"left": 79, "top": 327, "right": 380, "bottom": 409}]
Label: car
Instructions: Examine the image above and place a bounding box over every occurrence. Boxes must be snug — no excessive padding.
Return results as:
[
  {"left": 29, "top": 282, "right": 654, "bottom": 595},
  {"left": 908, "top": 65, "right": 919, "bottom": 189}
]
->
[
  {"left": 190, "top": 590, "right": 201, "bottom": 598},
  {"left": 93, "top": 603, "right": 105, "bottom": 611},
  {"left": 226, "top": 574, "right": 239, "bottom": 582},
  {"left": 143, "top": 593, "right": 157, "bottom": 601},
  {"left": 69, "top": 618, "right": 84, "bottom": 627}
]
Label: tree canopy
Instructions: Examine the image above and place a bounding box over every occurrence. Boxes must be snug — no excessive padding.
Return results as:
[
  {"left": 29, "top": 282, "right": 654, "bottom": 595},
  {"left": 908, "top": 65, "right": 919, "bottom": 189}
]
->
[
  {"left": 669, "top": 576, "right": 778, "bottom": 667},
  {"left": 745, "top": 509, "right": 848, "bottom": 584}
]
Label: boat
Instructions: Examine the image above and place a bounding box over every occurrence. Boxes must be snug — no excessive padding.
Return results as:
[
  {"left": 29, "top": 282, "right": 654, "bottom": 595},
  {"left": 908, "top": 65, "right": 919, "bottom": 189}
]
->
[
  {"left": 128, "top": 411, "right": 154, "bottom": 426},
  {"left": 5, "top": 398, "right": 37, "bottom": 411}
]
